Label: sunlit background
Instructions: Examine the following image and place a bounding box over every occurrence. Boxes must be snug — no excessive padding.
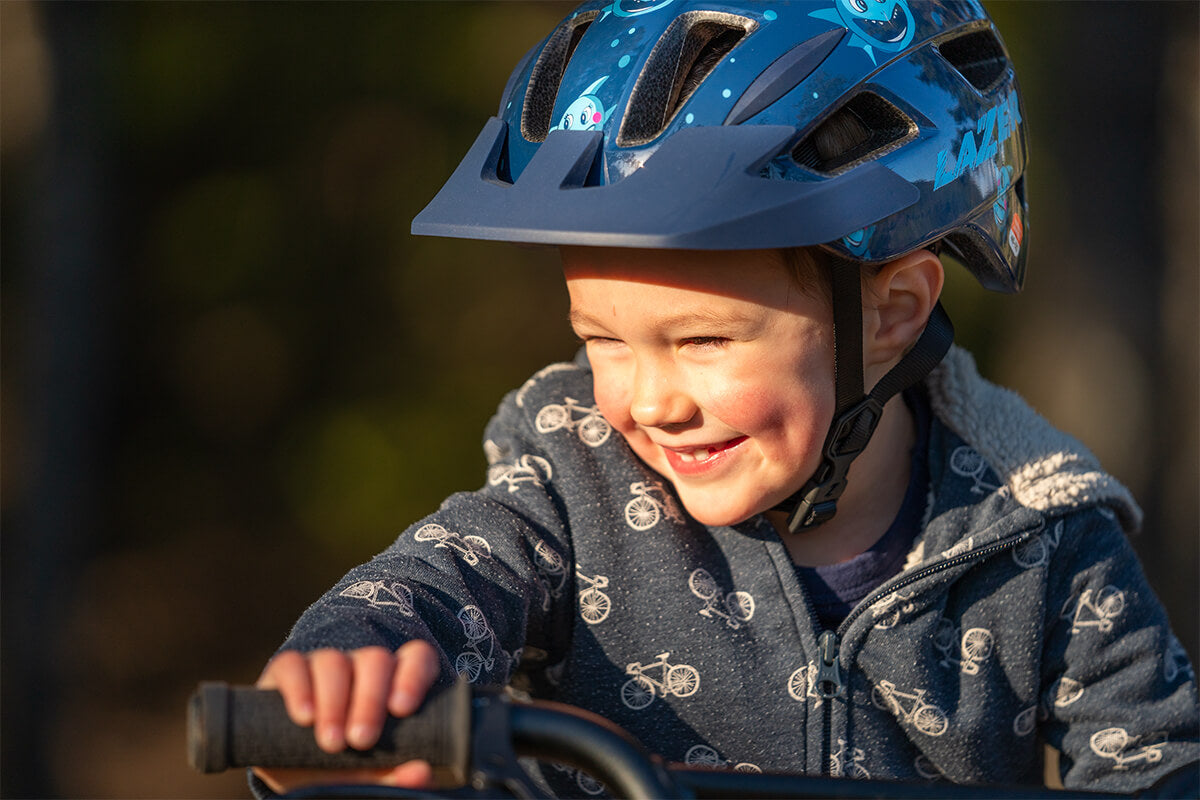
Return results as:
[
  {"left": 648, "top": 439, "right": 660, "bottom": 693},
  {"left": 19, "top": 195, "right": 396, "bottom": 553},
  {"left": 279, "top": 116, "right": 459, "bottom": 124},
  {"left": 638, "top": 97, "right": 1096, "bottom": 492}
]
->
[{"left": 2, "top": 3, "right": 1195, "bottom": 797}]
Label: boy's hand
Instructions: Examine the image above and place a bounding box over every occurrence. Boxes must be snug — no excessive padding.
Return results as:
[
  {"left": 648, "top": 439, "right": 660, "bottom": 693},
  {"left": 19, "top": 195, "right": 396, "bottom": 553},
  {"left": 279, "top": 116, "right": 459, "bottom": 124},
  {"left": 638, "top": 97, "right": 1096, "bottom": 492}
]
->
[{"left": 251, "top": 640, "right": 440, "bottom": 794}]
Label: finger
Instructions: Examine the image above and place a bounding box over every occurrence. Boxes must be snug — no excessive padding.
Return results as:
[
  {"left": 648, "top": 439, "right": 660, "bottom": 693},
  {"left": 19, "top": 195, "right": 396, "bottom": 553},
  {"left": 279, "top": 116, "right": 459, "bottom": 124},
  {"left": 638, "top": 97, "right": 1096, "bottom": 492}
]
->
[
  {"left": 310, "top": 648, "right": 353, "bottom": 753},
  {"left": 380, "top": 760, "right": 434, "bottom": 789},
  {"left": 345, "top": 647, "right": 395, "bottom": 750},
  {"left": 389, "top": 639, "right": 441, "bottom": 717},
  {"left": 253, "top": 763, "right": 432, "bottom": 795},
  {"left": 257, "top": 651, "right": 315, "bottom": 727}
]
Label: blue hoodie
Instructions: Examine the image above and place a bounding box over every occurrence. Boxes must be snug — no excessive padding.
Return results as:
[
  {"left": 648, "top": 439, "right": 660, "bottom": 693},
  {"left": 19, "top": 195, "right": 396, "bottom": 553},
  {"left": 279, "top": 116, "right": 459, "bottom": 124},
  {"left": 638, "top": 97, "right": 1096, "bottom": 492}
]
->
[{"left": 269, "top": 346, "right": 1198, "bottom": 796}]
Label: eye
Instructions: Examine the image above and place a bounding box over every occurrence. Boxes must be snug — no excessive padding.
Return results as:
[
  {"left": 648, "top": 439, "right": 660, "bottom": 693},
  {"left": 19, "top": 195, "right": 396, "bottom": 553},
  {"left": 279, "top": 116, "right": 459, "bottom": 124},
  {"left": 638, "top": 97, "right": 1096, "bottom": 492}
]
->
[
  {"left": 682, "top": 336, "right": 728, "bottom": 350},
  {"left": 580, "top": 334, "right": 622, "bottom": 348}
]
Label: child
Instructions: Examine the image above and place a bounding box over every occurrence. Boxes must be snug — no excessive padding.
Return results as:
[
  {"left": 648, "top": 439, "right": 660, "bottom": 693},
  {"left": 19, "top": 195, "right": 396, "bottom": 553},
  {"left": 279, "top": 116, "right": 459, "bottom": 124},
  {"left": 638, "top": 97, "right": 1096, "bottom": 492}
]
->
[{"left": 253, "top": 1, "right": 1199, "bottom": 796}]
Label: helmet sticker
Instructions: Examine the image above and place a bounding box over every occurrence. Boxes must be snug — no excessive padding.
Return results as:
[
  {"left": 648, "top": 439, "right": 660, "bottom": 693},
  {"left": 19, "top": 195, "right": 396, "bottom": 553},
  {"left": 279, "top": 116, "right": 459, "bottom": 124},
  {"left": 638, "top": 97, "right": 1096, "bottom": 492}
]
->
[
  {"left": 1007, "top": 211, "right": 1023, "bottom": 258},
  {"left": 810, "top": 0, "right": 916, "bottom": 64},
  {"left": 600, "top": 0, "right": 679, "bottom": 21},
  {"left": 992, "top": 165, "right": 1013, "bottom": 227},
  {"left": 552, "top": 76, "right": 612, "bottom": 132},
  {"left": 843, "top": 225, "right": 876, "bottom": 258},
  {"left": 933, "top": 90, "right": 1022, "bottom": 191}
]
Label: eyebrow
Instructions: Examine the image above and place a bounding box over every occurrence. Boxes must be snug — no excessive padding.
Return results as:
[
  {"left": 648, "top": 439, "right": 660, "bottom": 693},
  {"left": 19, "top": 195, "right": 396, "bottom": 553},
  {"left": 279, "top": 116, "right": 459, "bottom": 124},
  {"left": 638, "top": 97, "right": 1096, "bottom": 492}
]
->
[{"left": 567, "top": 306, "right": 759, "bottom": 331}]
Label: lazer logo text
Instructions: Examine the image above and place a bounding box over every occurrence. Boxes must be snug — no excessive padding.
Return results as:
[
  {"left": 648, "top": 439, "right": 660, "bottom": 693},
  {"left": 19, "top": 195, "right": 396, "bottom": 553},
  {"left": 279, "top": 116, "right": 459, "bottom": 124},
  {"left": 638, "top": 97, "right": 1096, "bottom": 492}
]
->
[{"left": 933, "top": 91, "right": 1021, "bottom": 190}]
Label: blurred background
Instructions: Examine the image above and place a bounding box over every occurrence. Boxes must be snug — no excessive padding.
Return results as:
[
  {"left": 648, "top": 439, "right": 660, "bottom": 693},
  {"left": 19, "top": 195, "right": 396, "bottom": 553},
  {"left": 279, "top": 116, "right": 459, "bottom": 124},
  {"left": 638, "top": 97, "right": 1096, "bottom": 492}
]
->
[{"left": 1, "top": 2, "right": 1195, "bottom": 797}]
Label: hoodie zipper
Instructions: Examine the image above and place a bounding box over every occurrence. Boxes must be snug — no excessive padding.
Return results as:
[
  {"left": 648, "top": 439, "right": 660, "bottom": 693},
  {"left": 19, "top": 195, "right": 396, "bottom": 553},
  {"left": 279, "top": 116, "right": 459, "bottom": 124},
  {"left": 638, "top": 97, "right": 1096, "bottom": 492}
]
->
[
  {"left": 811, "top": 526, "right": 1038, "bottom": 774},
  {"left": 815, "top": 629, "right": 843, "bottom": 775}
]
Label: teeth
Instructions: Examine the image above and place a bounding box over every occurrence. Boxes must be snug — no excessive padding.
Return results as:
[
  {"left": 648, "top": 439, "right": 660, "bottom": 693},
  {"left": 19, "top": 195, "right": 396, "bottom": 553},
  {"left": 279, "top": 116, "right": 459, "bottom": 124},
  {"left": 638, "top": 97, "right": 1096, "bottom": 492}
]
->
[{"left": 676, "top": 447, "right": 716, "bottom": 462}]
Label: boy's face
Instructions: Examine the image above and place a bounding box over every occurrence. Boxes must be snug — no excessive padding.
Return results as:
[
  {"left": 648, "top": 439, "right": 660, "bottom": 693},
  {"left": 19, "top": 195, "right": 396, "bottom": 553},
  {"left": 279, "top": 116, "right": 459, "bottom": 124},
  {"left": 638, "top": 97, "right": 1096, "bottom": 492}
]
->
[{"left": 562, "top": 247, "right": 835, "bottom": 528}]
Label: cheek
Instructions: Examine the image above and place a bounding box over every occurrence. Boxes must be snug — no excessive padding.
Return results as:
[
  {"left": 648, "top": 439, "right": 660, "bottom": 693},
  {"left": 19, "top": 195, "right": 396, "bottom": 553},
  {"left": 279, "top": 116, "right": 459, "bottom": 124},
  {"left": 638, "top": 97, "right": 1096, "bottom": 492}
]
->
[
  {"left": 701, "top": 355, "right": 835, "bottom": 451},
  {"left": 706, "top": 380, "right": 818, "bottom": 435},
  {"left": 590, "top": 362, "right": 634, "bottom": 429}
]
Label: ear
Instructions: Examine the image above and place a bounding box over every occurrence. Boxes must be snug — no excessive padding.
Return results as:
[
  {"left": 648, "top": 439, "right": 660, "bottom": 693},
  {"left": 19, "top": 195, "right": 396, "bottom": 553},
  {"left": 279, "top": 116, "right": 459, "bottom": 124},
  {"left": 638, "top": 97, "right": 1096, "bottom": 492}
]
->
[{"left": 862, "top": 249, "right": 944, "bottom": 376}]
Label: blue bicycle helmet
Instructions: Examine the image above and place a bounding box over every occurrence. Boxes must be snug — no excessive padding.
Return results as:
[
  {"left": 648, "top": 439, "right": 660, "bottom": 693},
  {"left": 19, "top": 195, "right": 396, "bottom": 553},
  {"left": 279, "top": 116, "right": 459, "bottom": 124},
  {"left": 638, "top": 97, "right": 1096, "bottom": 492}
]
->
[{"left": 413, "top": 0, "right": 1029, "bottom": 530}]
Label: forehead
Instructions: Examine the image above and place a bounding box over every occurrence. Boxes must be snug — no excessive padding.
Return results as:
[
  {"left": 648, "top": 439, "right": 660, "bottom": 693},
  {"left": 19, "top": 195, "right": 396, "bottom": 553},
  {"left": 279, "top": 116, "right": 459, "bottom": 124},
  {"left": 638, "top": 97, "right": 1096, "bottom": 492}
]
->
[{"left": 560, "top": 246, "right": 797, "bottom": 310}]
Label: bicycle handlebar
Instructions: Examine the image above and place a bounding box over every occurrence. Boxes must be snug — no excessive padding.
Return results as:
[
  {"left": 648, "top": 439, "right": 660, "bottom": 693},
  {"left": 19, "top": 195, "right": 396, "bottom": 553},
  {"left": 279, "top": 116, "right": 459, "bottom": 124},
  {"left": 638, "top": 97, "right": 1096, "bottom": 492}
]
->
[
  {"left": 188, "top": 681, "right": 472, "bottom": 779},
  {"left": 189, "top": 679, "right": 678, "bottom": 799},
  {"left": 188, "top": 680, "right": 1130, "bottom": 799}
]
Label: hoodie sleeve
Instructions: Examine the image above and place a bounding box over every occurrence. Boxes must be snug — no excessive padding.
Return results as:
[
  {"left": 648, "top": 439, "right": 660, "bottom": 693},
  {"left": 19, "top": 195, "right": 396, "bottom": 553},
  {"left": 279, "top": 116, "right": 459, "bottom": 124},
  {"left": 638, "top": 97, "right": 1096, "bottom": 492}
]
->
[
  {"left": 1038, "top": 507, "right": 1199, "bottom": 794},
  {"left": 275, "top": 370, "right": 583, "bottom": 690}
]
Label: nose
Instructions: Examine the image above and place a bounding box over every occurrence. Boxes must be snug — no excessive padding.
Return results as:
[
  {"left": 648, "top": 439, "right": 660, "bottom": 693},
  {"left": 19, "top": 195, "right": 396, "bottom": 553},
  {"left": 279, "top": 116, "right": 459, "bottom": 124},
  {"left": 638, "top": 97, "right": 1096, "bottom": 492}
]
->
[{"left": 629, "top": 357, "right": 696, "bottom": 429}]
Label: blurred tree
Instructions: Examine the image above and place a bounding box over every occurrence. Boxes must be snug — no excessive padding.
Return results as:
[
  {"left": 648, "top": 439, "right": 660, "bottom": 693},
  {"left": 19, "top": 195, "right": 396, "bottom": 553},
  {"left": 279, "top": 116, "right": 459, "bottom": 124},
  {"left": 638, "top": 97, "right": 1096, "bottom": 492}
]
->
[
  {"left": 986, "top": 1, "right": 1199, "bottom": 662},
  {"left": 2, "top": 3, "right": 116, "bottom": 796}
]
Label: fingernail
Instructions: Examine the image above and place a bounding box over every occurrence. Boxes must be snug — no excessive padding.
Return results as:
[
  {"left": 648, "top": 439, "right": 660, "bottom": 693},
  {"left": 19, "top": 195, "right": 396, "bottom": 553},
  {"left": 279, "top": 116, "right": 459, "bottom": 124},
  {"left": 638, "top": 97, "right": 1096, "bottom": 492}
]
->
[
  {"left": 347, "top": 723, "right": 372, "bottom": 749},
  {"left": 390, "top": 688, "right": 414, "bottom": 714},
  {"left": 317, "top": 723, "right": 343, "bottom": 751}
]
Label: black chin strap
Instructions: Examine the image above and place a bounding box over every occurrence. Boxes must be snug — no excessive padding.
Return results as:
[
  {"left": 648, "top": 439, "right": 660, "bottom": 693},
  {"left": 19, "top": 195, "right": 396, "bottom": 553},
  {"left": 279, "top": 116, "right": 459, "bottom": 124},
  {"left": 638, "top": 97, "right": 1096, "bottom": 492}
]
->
[{"left": 780, "top": 257, "right": 954, "bottom": 533}]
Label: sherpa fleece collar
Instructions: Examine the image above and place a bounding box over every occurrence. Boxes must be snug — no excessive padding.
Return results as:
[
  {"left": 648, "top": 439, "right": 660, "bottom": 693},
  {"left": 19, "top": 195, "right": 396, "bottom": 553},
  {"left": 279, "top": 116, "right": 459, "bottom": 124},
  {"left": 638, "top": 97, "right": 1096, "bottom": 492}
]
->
[{"left": 926, "top": 346, "right": 1143, "bottom": 534}]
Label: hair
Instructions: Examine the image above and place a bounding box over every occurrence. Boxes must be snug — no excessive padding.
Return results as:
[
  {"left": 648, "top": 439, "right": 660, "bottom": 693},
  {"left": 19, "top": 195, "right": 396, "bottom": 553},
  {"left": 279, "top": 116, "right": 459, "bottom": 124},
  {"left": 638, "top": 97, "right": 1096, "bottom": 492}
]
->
[
  {"left": 778, "top": 109, "right": 946, "bottom": 304},
  {"left": 813, "top": 105, "right": 871, "bottom": 163},
  {"left": 677, "top": 27, "right": 746, "bottom": 103},
  {"left": 779, "top": 246, "right": 833, "bottom": 302}
]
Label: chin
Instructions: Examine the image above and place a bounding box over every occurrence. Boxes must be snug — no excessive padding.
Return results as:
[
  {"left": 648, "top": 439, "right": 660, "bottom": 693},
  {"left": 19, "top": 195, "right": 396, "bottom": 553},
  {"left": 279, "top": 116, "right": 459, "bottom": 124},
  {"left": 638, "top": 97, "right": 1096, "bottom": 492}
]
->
[
  {"left": 677, "top": 499, "right": 761, "bottom": 528},
  {"left": 675, "top": 483, "right": 801, "bottom": 529}
]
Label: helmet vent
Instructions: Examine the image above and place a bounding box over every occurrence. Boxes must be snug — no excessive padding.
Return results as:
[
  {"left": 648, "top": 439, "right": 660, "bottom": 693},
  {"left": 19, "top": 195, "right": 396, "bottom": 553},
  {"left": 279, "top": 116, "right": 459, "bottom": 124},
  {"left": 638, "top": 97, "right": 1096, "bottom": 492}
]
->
[
  {"left": 522, "top": 11, "right": 598, "bottom": 143},
  {"left": 937, "top": 28, "right": 1009, "bottom": 93},
  {"left": 617, "top": 11, "right": 753, "bottom": 147},
  {"left": 791, "top": 92, "right": 917, "bottom": 174}
]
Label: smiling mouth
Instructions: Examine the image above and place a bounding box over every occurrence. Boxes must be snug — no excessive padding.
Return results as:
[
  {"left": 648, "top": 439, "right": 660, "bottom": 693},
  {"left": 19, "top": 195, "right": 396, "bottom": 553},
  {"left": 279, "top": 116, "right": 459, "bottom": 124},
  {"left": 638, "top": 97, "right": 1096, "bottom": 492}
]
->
[
  {"left": 859, "top": 7, "right": 908, "bottom": 43},
  {"left": 667, "top": 436, "right": 748, "bottom": 463}
]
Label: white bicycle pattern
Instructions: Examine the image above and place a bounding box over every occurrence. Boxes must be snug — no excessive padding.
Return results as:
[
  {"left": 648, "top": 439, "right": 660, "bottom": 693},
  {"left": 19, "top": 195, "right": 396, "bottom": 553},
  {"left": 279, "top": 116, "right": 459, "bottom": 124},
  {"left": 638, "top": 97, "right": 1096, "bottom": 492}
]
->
[
  {"left": 939, "top": 536, "right": 975, "bottom": 561},
  {"left": 684, "top": 745, "right": 761, "bottom": 773},
  {"left": 1061, "top": 585, "right": 1126, "bottom": 633},
  {"left": 1089, "top": 727, "right": 1167, "bottom": 770},
  {"left": 829, "top": 738, "right": 870, "bottom": 779},
  {"left": 576, "top": 569, "right": 612, "bottom": 625},
  {"left": 914, "top": 753, "right": 943, "bottom": 780},
  {"left": 535, "top": 396, "right": 611, "bottom": 447},
  {"left": 688, "top": 568, "right": 755, "bottom": 629},
  {"left": 1051, "top": 675, "right": 1086, "bottom": 708},
  {"left": 515, "top": 362, "right": 579, "bottom": 408},
  {"left": 624, "top": 480, "right": 684, "bottom": 531},
  {"left": 338, "top": 580, "right": 414, "bottom": 615},
  {"left": 1012, "top": 520, "right": 1063, "bottom": 569},
  {"left": 414, "top": 523, "right": 492, "bottom": 566},
  {"left": 488, "top": 453, "right": 553, "bottom": 493},
  {"left": 454, "top": 604, "right": 506, "bottom": 683},
  {"left": 621, "top": 652, "right": 700, "bottom": 710},
  {"left": 933, "top": 619, "right": 995, "bottom": 675},
  {"left": 869, "top": 589, "right": 917, "bottom": 630},
  {"left": 551, "top": 763, "right": 604, "bottom": 796},
  {"left": 532, "top": 539, "right": 568, "bottom": 611},
  {"left": 787, "top": 662, "right": 822, "bottom": 707},
  {"left": 949, "top": 446, "right": 1001, "bottom": 494},
  {"left": 872, "top": 680, "right": 950, "bottom": 737}
]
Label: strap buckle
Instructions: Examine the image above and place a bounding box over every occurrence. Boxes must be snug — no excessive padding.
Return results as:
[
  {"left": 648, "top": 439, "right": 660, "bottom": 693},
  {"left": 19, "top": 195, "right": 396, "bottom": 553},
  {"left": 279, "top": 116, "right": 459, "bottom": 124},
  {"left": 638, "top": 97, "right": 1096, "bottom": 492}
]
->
[{"left": 785, "top": 397, "right": 883, "bottom": 532}]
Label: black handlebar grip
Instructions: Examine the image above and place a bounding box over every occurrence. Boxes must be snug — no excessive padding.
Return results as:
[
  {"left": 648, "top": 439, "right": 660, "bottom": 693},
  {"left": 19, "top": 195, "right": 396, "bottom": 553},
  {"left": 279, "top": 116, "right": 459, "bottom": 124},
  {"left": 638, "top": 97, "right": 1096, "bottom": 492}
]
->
[{"left": 187, "top": 679, "right": 471, "bottom": 782}]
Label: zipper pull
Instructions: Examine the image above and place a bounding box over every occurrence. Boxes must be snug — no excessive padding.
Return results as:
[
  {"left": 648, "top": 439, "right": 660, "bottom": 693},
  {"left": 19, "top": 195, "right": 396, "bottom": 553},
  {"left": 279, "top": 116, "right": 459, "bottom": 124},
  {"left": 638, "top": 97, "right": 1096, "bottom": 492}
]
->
[{"left": 816, "top": 630, "right": 845, "bottom": 698}]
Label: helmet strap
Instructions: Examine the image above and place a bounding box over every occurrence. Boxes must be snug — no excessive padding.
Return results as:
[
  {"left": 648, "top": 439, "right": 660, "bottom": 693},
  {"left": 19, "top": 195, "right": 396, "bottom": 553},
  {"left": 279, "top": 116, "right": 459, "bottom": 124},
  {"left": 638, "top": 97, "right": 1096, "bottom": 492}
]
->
[{"left": 779, "top": 257, "right": 954, "bottom": 532}]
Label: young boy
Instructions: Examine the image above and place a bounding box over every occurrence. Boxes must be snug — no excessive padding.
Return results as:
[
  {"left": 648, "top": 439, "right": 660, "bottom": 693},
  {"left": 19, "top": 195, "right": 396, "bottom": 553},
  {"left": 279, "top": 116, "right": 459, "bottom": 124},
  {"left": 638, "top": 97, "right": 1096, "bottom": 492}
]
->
[{"left": 253, "top": 1, "right": 1199, "bottom": 796}]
